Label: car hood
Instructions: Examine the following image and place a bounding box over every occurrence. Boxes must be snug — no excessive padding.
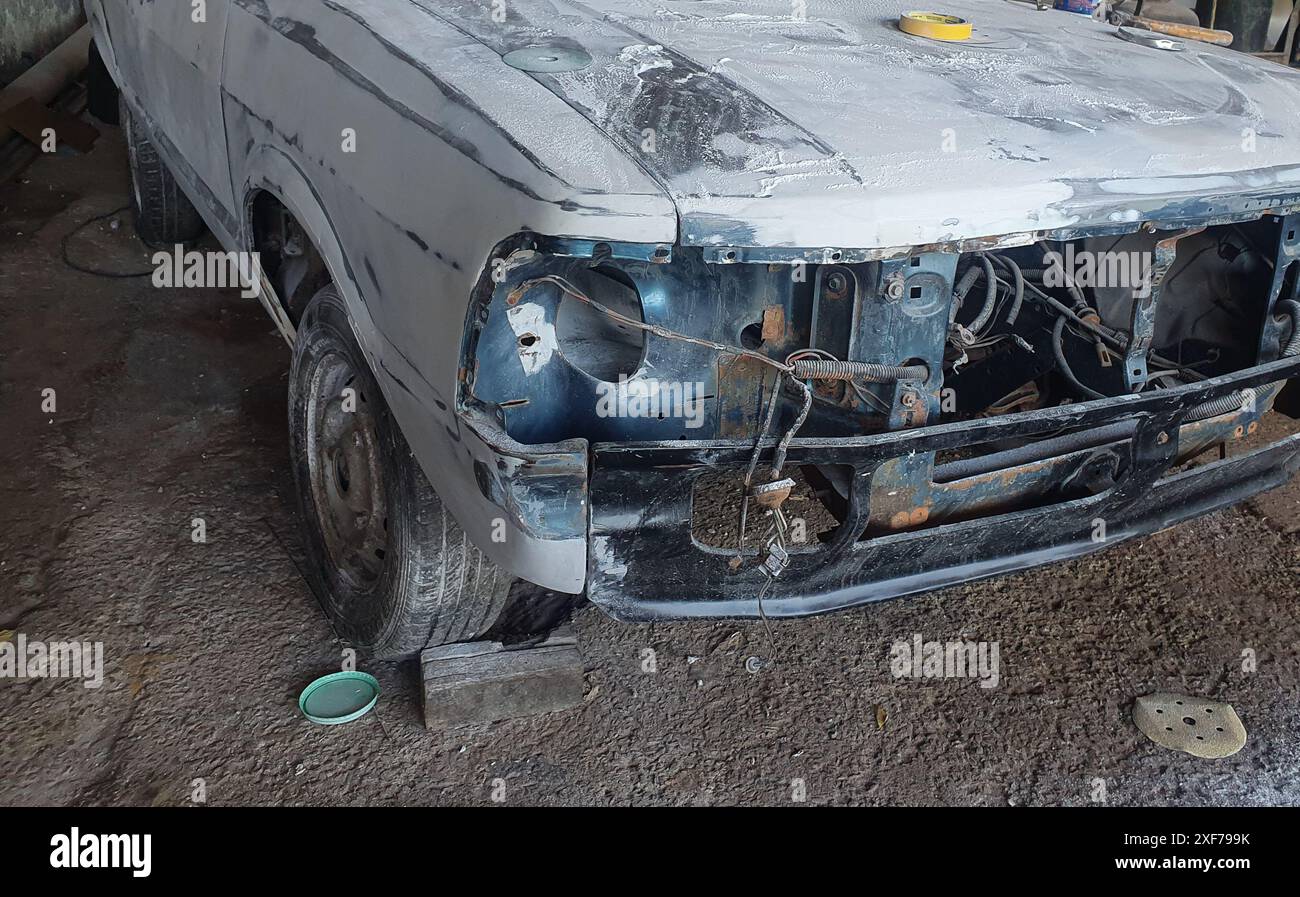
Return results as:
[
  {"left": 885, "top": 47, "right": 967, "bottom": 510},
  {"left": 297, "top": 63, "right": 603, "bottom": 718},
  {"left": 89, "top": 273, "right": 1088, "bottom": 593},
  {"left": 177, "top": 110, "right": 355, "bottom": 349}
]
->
[{"left": 425, "top": 0, "right": 1300, "bottom": 251}]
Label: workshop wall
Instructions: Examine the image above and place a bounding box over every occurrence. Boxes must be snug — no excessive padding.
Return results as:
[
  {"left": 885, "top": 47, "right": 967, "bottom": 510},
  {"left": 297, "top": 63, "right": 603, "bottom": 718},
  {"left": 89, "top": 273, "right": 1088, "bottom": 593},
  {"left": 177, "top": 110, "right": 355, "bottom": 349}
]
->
[{"left": 0, "top": 0, "right": 84, "bottom": 88}]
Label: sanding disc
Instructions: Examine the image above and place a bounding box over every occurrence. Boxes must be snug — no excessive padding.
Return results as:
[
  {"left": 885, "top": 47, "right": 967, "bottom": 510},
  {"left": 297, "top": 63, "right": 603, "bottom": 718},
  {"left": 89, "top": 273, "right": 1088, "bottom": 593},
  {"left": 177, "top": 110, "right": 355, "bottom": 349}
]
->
[{"left": 1133, "top": 693, "right": 1246, "bottom": 759}]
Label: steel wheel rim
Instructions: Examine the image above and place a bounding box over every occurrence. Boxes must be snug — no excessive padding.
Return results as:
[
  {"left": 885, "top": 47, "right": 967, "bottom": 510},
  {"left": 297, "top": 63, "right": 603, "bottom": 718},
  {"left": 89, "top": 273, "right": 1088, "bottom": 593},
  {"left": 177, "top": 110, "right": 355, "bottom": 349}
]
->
[{"left": 305, "top": 350, "right": 389, "bottom": 588}]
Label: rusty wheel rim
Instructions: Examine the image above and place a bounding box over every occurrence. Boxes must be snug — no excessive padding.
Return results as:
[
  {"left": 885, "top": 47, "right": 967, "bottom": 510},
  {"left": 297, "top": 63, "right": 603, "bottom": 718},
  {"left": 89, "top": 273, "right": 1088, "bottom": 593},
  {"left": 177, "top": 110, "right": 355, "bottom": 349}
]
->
[{"left": 305, "top": 351, "right": 389, "bottom": 587}]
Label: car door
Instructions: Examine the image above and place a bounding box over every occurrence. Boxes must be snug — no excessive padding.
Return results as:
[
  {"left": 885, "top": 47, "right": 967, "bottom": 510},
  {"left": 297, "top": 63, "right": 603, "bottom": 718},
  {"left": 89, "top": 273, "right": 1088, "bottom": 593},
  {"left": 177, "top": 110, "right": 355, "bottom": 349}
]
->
[{"left": 91, "top": 0, "right": 238, "bottom": 234}]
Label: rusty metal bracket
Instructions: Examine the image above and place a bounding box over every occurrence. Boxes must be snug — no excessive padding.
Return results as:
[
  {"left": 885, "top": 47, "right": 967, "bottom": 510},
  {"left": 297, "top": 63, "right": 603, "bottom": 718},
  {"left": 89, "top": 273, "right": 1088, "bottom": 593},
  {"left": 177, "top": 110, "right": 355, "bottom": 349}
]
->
[
  {"left": 845, "top": 253, "right": 957, "bottom": 427},
  {"left": 1124, "top": 226, "right": 1204, "bottom": 392}
]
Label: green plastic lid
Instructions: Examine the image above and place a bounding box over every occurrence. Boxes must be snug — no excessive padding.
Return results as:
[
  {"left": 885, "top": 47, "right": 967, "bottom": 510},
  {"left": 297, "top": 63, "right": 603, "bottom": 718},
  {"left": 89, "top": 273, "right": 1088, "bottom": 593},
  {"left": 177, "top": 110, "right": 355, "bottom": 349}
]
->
[{"left": 299, "top": 671, "right": 380, "bottom": 725}]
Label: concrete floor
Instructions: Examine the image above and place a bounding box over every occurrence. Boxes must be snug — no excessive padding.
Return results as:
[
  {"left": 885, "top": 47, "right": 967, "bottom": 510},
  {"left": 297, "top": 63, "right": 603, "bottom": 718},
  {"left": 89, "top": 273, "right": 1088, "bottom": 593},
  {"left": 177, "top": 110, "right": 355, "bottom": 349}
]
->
[{"left": 3, "top": 130, "right": 1300, "bottom": 806}]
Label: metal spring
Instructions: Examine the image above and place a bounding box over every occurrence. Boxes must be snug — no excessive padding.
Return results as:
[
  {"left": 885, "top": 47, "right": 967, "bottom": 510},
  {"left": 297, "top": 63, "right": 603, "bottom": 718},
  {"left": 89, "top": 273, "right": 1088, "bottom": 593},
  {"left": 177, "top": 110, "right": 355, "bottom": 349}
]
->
[{"left": 790, "top": 358, "right": 929, "bottom": 383}]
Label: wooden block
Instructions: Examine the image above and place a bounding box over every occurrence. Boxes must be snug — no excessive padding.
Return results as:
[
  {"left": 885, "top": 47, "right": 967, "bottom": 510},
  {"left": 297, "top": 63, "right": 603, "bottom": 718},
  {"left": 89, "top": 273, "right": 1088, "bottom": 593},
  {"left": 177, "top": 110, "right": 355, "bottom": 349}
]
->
[
  {"left": 421, "top": 628, "right": 584, "bottom": 729},
  {"left": 0, "top": 98, "right": 100, "bottom": 154}
]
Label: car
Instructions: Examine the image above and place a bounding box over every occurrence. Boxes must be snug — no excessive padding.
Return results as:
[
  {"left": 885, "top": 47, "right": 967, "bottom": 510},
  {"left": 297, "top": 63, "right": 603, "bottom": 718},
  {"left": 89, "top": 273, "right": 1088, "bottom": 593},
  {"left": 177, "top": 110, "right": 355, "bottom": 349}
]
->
[{"left": 85, "top": 0, "right": 1300, "bottom": 656}]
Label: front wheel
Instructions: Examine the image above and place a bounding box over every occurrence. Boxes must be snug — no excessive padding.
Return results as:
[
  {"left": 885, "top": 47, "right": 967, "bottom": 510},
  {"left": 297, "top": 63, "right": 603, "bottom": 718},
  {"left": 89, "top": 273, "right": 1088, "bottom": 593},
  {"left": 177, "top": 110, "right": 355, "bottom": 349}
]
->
[{"left": 289, "top": 286, "right": 511, "bottom": 658}]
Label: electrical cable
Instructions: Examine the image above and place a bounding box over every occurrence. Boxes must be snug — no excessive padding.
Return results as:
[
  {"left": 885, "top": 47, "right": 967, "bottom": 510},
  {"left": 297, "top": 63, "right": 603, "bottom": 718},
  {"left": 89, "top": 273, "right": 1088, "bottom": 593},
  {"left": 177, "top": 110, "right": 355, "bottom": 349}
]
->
[
  {"left": 1052, "top": 314, "right": 1106, "bottom": 400},
  {"left": 968, "top": 254, "right": 999, "bottom": 335},
  {"left": 989, "top": 254, "right": 1025, "bottom": 324}
]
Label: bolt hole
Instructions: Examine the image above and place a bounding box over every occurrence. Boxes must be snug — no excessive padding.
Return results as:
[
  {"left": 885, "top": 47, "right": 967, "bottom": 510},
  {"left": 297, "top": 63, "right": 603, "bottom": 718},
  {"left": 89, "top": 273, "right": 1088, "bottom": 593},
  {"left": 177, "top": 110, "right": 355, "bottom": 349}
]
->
[
  {"left": 740, "top": 323, "right": 764, "bottom": 350},
  {"left": 724, "top": 249, "right": 738, "bottom": 261},
  {"left": 518, "top": 333, "right": 539, "bottom": 348},
  {"left": 910, "top": 256, "right": 921, "bottom": 267},
  {"left": 1205, "top": 708, "right": 1213, "bottom": 713},
  {"left": 1175, "top": 700, "right": 1183, "bottom": 705},
  {"left": 825, "top": 271, "right": 850, "bottom": 296},
  {"left": 1155, "top": 708, "right": 1163, "bottom": 714},
  {"left": 1182, "top": 716, "right": 1196, "bottom": 726},
  {"left": 1165, "top": 726, "right": 1173, "bottom": 731},
  {"left": 909, "top": 285, "right": 923, "bottom": 299},
  {"left": 1215, "top": 727, "right": 1223, "bottom": 732}
]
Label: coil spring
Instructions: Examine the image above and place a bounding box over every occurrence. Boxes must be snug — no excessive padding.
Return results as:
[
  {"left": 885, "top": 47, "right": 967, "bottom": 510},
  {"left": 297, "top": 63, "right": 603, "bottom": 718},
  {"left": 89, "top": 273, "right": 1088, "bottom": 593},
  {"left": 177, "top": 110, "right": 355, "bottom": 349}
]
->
[{"left": 790, "top": 358, "right": 929, "bottom": 383}]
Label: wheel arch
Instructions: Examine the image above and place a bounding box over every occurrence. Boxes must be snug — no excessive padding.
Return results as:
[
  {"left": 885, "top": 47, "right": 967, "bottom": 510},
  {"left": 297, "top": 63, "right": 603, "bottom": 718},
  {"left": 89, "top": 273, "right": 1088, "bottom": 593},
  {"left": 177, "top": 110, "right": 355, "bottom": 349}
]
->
[
  {"left": 239, "top": 145, "right": 383, "bottom": 358},
  {"left": 236, "top": 145, "right": 589, "bottom": 596}
]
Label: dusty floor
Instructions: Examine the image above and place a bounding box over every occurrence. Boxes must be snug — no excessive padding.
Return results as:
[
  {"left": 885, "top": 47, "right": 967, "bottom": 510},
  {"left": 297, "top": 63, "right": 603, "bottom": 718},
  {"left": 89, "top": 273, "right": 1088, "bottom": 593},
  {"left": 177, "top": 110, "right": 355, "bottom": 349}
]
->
[{"left": 3, "top": 132, "right": 1300, "bottom": 807}]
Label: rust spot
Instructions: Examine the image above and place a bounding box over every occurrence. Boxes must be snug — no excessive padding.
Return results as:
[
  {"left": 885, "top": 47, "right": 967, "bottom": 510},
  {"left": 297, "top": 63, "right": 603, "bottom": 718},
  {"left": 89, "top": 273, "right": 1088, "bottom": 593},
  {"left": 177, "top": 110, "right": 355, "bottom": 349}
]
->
[
  {"left": 761, "top": 305, "right": 785, "bottom": 342},
  {"left": 900, "top": 395, "right": 929, "bottom": 427},
  {"left": 124, "top": 653, "right": 177, "bottom": 698},
  {"left": 888, "top": 506, "right": 930, "bottom": 529},
  {"left": 1155, "top": 226, "right": 1206, "bottom": 253},
  {"left": 943, "top": 458, "right": 1052, "bottom": 492},
  {"left": 999, "top": 459, "right": 1052, "bottom": 485}
]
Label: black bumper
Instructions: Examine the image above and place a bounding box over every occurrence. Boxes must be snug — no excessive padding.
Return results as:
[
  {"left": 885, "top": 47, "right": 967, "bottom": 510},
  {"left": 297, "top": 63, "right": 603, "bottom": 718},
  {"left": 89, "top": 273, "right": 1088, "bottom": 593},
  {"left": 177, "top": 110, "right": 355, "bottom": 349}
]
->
[{"left": 587, "top": 355, "right": 1300, "bottom": 622}]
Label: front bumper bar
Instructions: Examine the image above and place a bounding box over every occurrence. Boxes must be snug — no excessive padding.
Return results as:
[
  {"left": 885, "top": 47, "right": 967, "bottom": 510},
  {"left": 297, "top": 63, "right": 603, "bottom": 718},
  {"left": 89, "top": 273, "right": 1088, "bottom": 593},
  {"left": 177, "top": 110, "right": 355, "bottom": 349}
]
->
[{"left": 587, "top": 355, "right": 1300, "bottom": 622}]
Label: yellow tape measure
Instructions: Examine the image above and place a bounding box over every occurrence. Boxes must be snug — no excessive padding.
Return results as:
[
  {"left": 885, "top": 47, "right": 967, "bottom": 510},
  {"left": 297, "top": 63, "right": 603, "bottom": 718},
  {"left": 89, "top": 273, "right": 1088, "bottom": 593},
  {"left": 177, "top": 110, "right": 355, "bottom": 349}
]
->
[{"left": 899, "top": 11, "right": 974, "bottom": 42}]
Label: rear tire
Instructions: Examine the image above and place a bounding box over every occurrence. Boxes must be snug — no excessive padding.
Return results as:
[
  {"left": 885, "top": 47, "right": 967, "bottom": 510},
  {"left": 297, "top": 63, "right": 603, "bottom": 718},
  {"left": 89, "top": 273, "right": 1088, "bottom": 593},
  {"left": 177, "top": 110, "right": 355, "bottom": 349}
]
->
[
  {"left": 289, "top": 286, "right": 511, "bottom": 658},
  {"left": 120, "top": 95, "right": 205, "bottom": 247}
]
